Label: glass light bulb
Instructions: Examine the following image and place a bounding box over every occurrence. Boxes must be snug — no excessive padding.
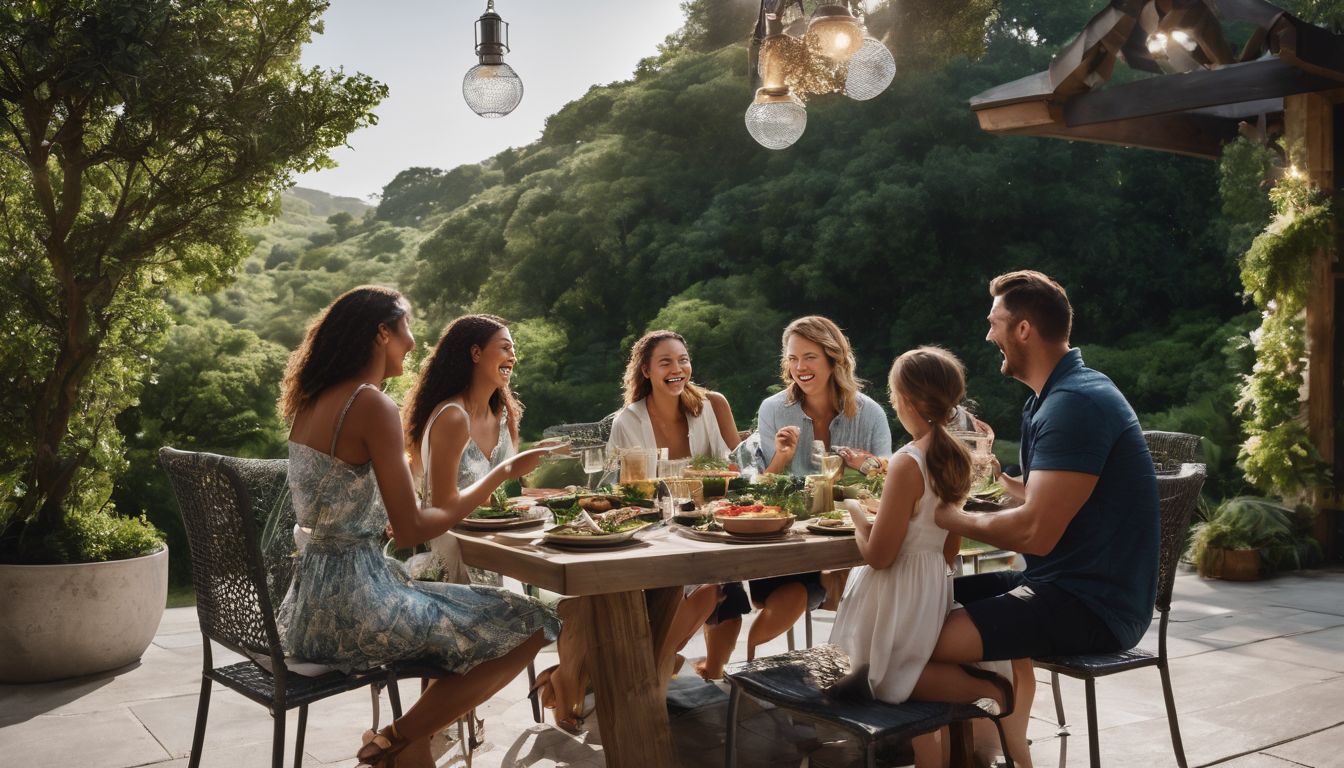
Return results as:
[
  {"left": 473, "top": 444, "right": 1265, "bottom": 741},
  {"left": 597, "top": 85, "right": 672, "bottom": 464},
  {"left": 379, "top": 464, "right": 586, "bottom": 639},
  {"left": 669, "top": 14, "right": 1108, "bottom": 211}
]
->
[
  {"left": 463, "top": 62, "right": 523, "bottom": 118},
  {"left": 745, "top": 92, "right": 807, "bottom": 150},
  {"left": 844, "top": 38, "right": 896, "bottom": 101},
  {"left": 808, "top": 14, "right": 865, "bottom": 62}
]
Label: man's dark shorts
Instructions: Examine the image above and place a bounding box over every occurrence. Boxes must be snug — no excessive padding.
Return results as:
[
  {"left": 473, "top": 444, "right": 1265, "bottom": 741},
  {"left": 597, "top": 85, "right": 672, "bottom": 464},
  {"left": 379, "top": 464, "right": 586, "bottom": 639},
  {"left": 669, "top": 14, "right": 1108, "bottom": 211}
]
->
[{"left": 954, "top": 571, "right": 1122, "bottom": 661}]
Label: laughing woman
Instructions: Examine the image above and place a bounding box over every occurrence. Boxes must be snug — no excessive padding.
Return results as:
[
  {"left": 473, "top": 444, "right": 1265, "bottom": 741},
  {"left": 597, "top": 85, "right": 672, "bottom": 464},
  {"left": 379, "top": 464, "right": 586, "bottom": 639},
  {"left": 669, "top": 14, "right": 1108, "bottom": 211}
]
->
[
  {"left": 698, "top": 315, "right": 893, "bottom": 679},
  {"left": 276, "top": 288, "right": 559, "bottom": 768},
  {"left": 404, "top": 314, "right": 532, "bottom": 584},
  {"left": 608, "top": 330, "right": 744, "bottom": 671}
]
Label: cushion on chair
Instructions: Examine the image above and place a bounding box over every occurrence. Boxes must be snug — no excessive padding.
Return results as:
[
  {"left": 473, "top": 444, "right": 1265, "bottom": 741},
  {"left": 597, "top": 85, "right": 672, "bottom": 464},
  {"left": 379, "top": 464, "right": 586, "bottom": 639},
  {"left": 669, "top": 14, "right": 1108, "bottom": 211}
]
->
[
  {"left": 1035, "top": 647, "right": 1158, "bottom": 677},
  {"left": 725, "top": 646, "right": 994, "bottom": 740}
]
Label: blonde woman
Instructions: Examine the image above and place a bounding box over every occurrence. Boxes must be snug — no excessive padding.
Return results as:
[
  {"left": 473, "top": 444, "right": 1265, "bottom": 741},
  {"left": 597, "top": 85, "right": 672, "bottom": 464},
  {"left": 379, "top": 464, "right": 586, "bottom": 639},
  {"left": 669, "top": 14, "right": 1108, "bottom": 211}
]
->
[{"left": 699, "top": 315, "right": 893, "bottom": 679}]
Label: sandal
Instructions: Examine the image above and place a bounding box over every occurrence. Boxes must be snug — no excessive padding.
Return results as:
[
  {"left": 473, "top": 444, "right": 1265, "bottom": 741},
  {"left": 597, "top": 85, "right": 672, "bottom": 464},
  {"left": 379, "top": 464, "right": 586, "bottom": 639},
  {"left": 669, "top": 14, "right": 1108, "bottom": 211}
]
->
[
  {"left": 356, "top": 723, "right": 410, "bottom": 767},
  {"left": 960, "top": 664, "right": 1015, "bottom": 718},
  {"left": 529, "top": 664, "right": 591, "bottom": 733}
]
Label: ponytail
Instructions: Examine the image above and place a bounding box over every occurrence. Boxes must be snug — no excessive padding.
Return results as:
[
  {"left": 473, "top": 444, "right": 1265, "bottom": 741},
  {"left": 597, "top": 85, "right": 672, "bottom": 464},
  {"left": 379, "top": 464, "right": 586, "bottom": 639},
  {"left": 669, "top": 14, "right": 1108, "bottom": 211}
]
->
[{"left": 888, "top": 346, "right": 973, "bottom": 507}]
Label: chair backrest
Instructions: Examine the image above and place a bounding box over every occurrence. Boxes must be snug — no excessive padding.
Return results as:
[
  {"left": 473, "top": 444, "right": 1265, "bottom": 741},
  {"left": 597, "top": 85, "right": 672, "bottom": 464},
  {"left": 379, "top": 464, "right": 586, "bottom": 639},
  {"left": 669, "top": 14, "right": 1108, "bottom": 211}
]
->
[
  {"left": 1144, "top": 430, "right": 1202, "bottom": 472},
  {"left": 158, "top": 447, "right": 287, "bottom": 667},
  {"left": 541, "top": 411, "right": 618, "bottom": 446},
  {"left": 1154, "top": 462, "right": 1206, "bottom": 612}
]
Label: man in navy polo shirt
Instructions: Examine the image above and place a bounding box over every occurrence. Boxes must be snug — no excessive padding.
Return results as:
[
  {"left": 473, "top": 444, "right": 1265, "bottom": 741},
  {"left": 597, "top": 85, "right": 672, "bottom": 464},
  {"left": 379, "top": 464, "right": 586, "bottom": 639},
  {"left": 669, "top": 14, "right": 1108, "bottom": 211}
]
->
[{"left": 929, "top": 270, "right": 1159, "bottom": 765}]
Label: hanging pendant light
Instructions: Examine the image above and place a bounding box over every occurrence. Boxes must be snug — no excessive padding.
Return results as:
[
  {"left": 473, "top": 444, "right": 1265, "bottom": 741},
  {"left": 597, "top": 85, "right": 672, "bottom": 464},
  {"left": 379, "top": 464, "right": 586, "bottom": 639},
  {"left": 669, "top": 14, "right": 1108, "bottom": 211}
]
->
[
  {"left": 745, "top": 86, "right": 808, "bottom": 150},
  {"left": 807, "top": 3, "right": 865, "bottom": 64},
  {"left": 463, "top": 0, "right": 523, "bottom": 118},
  {"left": 844, "top": 37, "right": 895, "bottom": 101},
  {"left": 745, "top": 31, "right": 807, "bottom": 150}
]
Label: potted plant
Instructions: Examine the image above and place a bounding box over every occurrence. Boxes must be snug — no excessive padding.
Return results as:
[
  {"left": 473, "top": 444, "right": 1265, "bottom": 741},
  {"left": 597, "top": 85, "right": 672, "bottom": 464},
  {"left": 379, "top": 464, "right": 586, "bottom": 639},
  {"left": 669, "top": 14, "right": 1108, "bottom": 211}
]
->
[
  {"left": 0, "top": 1, "right": 383, "bottom": 682},
  {"left": 1186, "top": 497, "right": 1322, "bottom": 581}
]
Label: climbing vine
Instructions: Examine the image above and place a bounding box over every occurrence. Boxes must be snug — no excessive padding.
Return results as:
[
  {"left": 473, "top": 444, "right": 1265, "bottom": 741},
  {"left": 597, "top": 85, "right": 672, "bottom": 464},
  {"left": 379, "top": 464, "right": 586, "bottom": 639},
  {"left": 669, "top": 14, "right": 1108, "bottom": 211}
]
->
[{"left": 1227, "top": 139, "right": 1334, "bottom": 497}]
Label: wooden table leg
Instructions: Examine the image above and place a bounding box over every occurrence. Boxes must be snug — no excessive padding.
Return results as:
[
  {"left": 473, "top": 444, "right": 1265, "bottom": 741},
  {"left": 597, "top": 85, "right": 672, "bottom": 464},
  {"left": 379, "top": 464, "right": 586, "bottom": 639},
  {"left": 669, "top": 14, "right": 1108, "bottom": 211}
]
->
[
  {"left": 584, "top": 589, "right": 677, "bottom": 767},
  {"left": 949, "top": 720, "right": 975, "bottom": 767}
]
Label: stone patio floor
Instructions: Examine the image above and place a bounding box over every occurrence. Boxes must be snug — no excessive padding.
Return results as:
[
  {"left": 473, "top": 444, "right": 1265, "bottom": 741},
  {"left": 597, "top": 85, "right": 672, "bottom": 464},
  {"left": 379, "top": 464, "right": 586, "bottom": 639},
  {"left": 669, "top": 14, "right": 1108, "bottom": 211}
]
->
[{"left": 2, "top": 567, "right": 1343, "bottom": 767}]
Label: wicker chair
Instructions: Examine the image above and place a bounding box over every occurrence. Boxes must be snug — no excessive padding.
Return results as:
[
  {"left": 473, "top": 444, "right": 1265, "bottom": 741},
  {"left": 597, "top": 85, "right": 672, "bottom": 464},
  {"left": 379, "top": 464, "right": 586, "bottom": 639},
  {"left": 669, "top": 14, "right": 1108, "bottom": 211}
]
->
[
  {"left": 540, "top": 411, "right": 617, "bottom": 446},
  {"left": 1143, "top": 430, "right": 1202, "bottom": 471},
  {"left": 1035, "top": 462, "right": 1207, "bottom": 768},
  {"left": 160, "top": 448, "right": 399, "bottom": 768},
  {"left": 722, "top": 645, "right": 1014, "bottom": 768}
]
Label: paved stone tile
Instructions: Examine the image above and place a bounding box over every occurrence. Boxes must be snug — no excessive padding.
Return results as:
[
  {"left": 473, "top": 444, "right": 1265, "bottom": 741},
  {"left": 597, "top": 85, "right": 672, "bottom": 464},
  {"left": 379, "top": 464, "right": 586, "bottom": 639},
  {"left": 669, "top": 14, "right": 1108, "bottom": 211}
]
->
[
  {"left": 1225, "top": 626, "right": 1344, "bottom": 673},
  {"left": 1264, "top": 723, "right": 1344, "bottom": 766},
  {"left": 1215, "top": 754, "right": 1304, "bottom": 768},
  {"left": 0, "top": 708, "right": 170, "bottom": 767}
]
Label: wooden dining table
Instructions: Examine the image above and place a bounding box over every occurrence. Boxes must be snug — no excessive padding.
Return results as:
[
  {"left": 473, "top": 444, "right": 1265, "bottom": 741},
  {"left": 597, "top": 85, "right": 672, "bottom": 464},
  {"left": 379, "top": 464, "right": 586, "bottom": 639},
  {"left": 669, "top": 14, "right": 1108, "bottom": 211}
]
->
[{"left": 453, "top": 519, "right": 864, "bottom": 767}]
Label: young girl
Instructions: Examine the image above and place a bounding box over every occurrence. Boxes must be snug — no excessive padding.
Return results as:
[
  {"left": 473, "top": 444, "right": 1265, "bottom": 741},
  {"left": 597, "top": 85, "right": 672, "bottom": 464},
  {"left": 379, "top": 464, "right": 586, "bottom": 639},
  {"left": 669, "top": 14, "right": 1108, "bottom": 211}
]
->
[
  {"left": 828, "top": 346, "right": 1012, "bottom": 768},
  {"left": 275, "top": 287, "right": 560, "bottom": 768}
]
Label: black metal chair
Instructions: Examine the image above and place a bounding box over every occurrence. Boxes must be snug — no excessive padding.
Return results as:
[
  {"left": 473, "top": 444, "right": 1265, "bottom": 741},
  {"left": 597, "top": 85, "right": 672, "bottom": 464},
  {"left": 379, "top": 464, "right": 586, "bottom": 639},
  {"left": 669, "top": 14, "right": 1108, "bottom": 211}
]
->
[
  {"left": 160, "top": 447, "right": 399, "bottom": 768},
  {"left": 1035, "top": 462, "right": 1207, "bottom": 768},
  {"left": 723, "top": 645, "right": 1014, "bottom": 768}
]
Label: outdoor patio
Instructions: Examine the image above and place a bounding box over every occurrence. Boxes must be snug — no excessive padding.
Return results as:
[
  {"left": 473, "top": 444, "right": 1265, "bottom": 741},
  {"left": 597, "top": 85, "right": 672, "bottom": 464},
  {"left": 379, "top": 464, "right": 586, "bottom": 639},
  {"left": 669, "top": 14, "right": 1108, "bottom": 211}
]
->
[{"left": 2, "top": 567, "right": 1341, "bottom": 768}]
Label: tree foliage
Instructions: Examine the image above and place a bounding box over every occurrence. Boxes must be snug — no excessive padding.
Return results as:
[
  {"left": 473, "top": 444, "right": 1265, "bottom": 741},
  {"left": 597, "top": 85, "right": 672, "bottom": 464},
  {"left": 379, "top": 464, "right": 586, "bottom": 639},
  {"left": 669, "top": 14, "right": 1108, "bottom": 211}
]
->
[{"left": 0, "top": 0, "right": 385, "bottom": 561}]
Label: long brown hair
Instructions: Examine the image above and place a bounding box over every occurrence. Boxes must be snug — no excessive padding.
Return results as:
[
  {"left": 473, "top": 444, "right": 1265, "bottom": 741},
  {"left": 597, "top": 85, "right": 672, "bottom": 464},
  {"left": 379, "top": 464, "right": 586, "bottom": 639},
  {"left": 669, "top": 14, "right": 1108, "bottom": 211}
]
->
[
  {"left": 404, "top": 314, "right": 523, "bottom": 451},
  {"left": 623, "top": 330, "right": 707, "bottom": 416},
  {"left": 279, "top": 285, "right": 407, "bottom": 423},
  {"left": 889, "top": 346, "right": 972, "bottom": 505},
  {"left": 780, "top": 315, "right": 862, "bottom": 418}
]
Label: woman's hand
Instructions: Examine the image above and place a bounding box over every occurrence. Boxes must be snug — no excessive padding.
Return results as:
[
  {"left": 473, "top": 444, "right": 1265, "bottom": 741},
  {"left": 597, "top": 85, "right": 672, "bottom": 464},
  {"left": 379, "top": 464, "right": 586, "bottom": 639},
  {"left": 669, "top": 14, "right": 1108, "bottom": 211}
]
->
[
  {"left": 500, "top": 446, "right": 560, "bottom": 479},
  {"left": 837, "top": 446, "right": 875, "bottom": 471},
  {"left": 774, "top": 425, "right": 801, "bottom": 460}
]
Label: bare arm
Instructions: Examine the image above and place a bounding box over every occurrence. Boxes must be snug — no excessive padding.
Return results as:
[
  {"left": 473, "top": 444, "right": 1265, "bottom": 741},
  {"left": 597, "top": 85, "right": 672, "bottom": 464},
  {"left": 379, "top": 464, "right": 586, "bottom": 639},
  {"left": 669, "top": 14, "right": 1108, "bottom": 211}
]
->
[
  {"left": 425, "top": 406, "right": 552, "bottom": 531},
  {"left": 942, "top": 531, "right": 962, "bottom": 569},
  {"left": 765, "top": 426, "right": 799, "bottom": 474},
  {"left": 935, "top": 468, "right": 1098, "bottom": 556},
  {"left": 845, "top": 452, "right": 921, "bottom": 570},
  {"left": 707, "top": 391, "right": 742, "bottom": 451},
  {"left": 356, "top": 393, "right": 459, "bottom": 549}
]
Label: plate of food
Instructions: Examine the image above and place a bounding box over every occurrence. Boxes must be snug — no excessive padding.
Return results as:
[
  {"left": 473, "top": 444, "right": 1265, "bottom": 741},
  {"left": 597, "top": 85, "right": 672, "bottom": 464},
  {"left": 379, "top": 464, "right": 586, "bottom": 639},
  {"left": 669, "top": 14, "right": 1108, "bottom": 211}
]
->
[
  {"left": 806, "top": 510, "right": 857, "bottom": 535},
  {"left": 709, "top": 500, "right": 795, "bottom": 536},
  {"left": 541, "top": 507, "right": 658, "bottom": 548},
  {"left": 671, "top": 519, "right": 799, "bottom": 544},
  {"left": 458, "top": 489, "right": 546, "bottom": 531}
]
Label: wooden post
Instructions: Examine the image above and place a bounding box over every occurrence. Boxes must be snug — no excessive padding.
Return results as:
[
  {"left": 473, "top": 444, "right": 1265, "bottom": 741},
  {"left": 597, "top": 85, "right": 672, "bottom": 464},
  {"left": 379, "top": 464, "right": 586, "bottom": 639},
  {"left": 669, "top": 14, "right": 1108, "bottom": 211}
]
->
[{"left": 1285, "top": 92, "right": 1340, "bottom": 557}]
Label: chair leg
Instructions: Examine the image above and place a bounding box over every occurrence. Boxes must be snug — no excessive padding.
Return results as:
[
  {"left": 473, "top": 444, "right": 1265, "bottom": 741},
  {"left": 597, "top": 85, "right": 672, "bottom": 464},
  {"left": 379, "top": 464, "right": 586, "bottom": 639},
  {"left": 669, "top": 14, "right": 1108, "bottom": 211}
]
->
[
  {"left": 388, "top": 678, "right": 404, "bottom": 719},
  {"left": 294, "top": 704, "right": 308, "bottom": 768},
  {"left": 864, "top": 737, "right": 877, "bottom": 768},
  {"left": 1085, "top": 677, "right": 1100, "bottom": 768},
  {"left": 1159, "top": 661, "right": 1189, "bottom": 768},
  {"left": 271, "top": 709, "right": 286, "bottom": 768},
  {"left": 1051, "top": 670, "right": 1069, "bottom": 735},
  {"left": 188, "top": 675, "right": 212, "bottom": 768},
  {"left": 992, "top": 717, "right": 1016, "bottom": 768},
  {"left": 804, "top": 607, "right": 813, "bottom": 649},
  {"left": 786, "top": 626, "right": 796, "bottom": 652},
  {"left": 527, "top": 661, "right": 542, "bottom": 723},
  {"left": 724, "top": 684, "right": 742, "bottom": 768}
]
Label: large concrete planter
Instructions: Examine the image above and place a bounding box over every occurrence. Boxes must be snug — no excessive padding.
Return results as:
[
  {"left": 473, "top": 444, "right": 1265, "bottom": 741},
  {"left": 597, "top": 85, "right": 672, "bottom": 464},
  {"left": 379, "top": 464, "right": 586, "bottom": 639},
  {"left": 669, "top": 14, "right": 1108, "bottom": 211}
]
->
[{"left": 0, "top": 546, "right": 168, "bottom": 683}]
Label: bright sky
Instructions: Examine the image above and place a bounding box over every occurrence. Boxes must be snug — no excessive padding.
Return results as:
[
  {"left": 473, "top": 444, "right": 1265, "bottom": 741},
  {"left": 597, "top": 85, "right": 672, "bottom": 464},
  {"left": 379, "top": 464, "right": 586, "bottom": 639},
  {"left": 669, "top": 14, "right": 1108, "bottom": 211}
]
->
[{"left": 295, "top": 0, "right": 690, "bottom": 200}]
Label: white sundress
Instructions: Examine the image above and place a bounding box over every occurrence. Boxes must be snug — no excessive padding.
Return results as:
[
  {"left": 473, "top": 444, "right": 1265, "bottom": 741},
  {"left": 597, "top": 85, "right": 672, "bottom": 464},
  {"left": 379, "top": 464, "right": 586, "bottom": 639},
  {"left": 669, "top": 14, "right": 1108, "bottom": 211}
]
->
[{"left": 828, "top": 443, "right": 953, "bottom": 703}]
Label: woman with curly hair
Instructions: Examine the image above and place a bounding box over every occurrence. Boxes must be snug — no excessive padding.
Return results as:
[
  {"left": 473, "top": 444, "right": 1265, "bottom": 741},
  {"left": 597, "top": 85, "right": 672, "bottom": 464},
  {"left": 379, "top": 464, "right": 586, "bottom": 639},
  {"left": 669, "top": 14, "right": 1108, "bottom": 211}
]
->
[{"left": 276, "top": 287, "right": 559, "bottom": 768}]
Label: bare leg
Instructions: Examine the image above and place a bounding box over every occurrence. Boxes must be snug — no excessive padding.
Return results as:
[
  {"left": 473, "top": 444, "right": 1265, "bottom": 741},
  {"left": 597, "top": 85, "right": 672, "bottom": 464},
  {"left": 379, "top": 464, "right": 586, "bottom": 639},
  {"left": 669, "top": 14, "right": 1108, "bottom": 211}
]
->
[
  {"left": 536, "top": 598, "right": 590, "bottom": 729},
  {"left": 746, "top": 582, "right": 807, "bottom": 660},
  {"left": 658, "top": 586, "right": 718, "bottom": 678},
  {"left": 381, "top": 630, "right": 547, "bottom": 766},
  {"left": 695, "top": 617, "right": 741, "bottom": 679},
  {"left": 1001, "top": 658, "right": 1034, "bottom": 768},
  {"left": 913, "top": 728, "right": 948, "bottom": 768}
]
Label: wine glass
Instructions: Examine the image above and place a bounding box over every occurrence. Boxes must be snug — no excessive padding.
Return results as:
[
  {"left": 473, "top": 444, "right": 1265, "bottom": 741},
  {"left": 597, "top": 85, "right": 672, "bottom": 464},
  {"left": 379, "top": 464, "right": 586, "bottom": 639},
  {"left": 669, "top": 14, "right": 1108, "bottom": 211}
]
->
[{"left": 581, "top": 446, "right": 607, "bottom": 489}]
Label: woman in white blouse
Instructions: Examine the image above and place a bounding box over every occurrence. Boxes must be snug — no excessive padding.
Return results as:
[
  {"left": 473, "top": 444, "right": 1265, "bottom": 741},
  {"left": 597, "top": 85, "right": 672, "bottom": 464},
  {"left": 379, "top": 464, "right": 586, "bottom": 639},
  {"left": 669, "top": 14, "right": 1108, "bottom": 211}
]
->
[
  {"left": 607, "top": 330, "right": 743, "bottom": 674},
  {"left": 607, "top": 330, "right": 740, "bottom": 461}
]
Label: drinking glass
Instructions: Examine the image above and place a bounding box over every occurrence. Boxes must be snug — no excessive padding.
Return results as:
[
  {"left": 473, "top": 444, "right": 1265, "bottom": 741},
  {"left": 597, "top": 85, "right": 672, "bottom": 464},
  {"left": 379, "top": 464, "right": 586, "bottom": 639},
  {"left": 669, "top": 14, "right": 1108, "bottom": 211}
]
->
[
  {"left": 580, "top": 446, "right": 607, "bottom": 489},
  {"left": 619, "top": 448, "right": 656, "bottom": 483},
  {"left": 950, "top": 429, "right": 994, "bottom": 485}
]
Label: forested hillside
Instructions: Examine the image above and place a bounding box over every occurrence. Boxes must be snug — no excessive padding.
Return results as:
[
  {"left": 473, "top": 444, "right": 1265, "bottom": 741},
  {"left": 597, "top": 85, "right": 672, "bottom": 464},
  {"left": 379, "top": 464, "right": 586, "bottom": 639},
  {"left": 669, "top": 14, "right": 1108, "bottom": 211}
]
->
[{"left": 116, "top": 0, "right": 1265, "bottom": 582}]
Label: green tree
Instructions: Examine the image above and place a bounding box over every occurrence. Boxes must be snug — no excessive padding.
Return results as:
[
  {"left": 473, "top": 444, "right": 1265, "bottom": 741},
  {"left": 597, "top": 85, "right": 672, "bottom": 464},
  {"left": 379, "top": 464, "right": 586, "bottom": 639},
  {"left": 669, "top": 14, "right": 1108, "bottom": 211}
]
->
[{"left": 0, "top": 0, "right": 385, "bottom": 559}]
